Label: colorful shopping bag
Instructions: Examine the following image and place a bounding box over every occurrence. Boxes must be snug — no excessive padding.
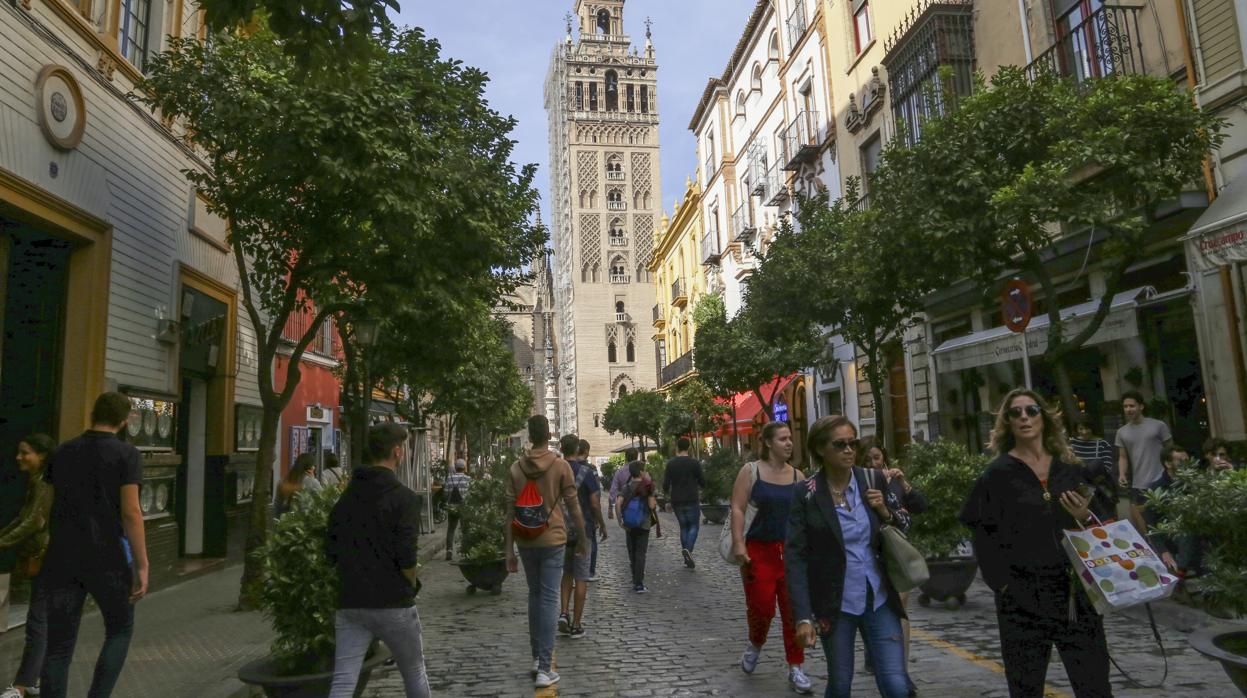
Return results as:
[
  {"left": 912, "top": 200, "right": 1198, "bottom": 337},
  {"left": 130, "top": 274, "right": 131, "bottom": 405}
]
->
[{"left": 1061, "top": 517, "right": 1178, "bottom": 615}]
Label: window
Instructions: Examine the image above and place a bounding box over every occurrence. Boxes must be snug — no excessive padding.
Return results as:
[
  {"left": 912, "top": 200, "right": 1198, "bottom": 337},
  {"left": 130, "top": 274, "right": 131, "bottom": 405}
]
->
[
  {"left": 589, "top": 83, "right": 598, "bottom": 111},
  {"left": 605, "top": 71, "right": 619, "bottom": 111},
  {"left": 576, "top": 82, "right": 584, "bottom": 110},
  {"left": 768, "top": 31, "right": 781, "bottom": 61},
  {"left": 626, "top": 84, "right": 635, "bottom": 112},
  {"left": 597, "top": 8, "right": 611, "bottom": 34},
  {"left": 615, "top": 301, "right": 625, "bottom": 314},
  {"left": 735, "top": 91, "right": 747, "bottom": 119},
  {"left": 860, "top": 133, "right": 882, "bottom": 191},
  {"left": 640, "top": 86, "right": 649, "bottom": 114},
  {"left": 882, "top": 0, "right": 975, "bottom": 145},
  {"left": 119, "top": 0, "right": 153, "bottom": 71},
  {"left": 608, "top": 340, "right": 618, "bottom": 363},
  {"left": 853, "top": 0, "right": 873, "bottom": 54},
  {"left": 750, "top": 63, "right": 763, "bottom": 91},
  {"left": 626, "top": 341, "right": 635, "bottom": 363},
  {"left": 617, "top": 384, "right": 628, "bottom": 397},
  {"left": 609, "top": 219, "right": 626, "bottom": 245},
  {"left": 657, "top": 339, "right": 667, "bottom": 369}
]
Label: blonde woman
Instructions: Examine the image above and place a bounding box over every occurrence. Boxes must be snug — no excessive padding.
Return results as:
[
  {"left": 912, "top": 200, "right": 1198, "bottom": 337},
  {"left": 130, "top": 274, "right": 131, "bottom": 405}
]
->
[{"left": 959, "top": 388, "right": 1111, "bottom": 697}]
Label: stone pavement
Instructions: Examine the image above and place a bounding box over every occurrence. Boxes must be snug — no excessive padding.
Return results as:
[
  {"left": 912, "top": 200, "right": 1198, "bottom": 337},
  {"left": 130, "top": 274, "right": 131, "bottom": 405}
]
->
[
  {"left": 368, "top": 512, "right": 1237, "bottom": 698},
  {"left": 0, "top": 530, "right": 449, "bottom": 698}
]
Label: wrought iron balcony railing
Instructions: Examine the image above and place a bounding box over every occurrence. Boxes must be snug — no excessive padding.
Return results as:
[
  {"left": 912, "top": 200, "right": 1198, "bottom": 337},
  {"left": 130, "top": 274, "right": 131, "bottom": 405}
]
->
[
  {"left": 671, "top": 279, "right": 687, "bottom": 307},
  {"left": 660, "top": 350, "right": 695, "bottom": 387},
  {"left": 1025, "top": 5, "right": 1144, "bottom": 84},
  {"left": 780, "top": 111, "right": 820, "bottom": 171},
  {"left": 701, "top": 227, "right": 721, "bottom": 265},
  {"left": 786, "top": 0, "right": 808, "bottom": 50}
]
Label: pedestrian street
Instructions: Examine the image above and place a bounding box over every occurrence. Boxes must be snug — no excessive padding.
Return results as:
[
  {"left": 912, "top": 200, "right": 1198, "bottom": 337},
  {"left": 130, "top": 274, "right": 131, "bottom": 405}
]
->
[{"left": 370, "top": 512, "right": 1236, "bottom": 698}]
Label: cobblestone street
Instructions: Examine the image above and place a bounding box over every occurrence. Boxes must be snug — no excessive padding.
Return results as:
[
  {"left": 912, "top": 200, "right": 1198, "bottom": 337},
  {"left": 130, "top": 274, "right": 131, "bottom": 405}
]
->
[{"left": 367, "top": 513, "right": 1238, "bottom": 697}]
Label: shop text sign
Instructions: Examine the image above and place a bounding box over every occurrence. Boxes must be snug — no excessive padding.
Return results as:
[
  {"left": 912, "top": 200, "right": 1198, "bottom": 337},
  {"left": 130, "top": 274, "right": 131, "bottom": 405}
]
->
[
  {"left": 1193, "top": 227, "right": 1247, "bottom": 270},
  {"left": 937, "top": 307, "right": 1138, "bottom": 373}
]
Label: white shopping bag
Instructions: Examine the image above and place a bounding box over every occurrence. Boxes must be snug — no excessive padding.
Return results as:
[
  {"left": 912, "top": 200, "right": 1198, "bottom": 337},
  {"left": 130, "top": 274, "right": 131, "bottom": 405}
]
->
[{"left": 1061, "top": 517, "right": 1178, "bottom": 615}]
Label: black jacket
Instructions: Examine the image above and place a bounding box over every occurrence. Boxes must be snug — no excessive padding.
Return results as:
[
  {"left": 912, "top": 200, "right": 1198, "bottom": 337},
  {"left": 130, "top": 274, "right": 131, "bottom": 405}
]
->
[
  {"left": 959, "top": 453, "right": 1104, "bottom": 619},
  {"left": 325, "top": 466, "right": 420, "bottom": 609},
  {"left": 662, "top": 456, "right": 704, "bottom": 505},
  {"left": 785, "top": 467, "right": 910, "bottom": 635}
]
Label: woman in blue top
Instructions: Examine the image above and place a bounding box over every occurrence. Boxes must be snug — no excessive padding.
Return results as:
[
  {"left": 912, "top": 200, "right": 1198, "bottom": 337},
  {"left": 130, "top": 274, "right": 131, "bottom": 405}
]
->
[
  {"left": 728, "top": 421, "right": 812, "bottom": 694},
  {"left": 786, "top": 415, "right": 912, "bottom": 698}
]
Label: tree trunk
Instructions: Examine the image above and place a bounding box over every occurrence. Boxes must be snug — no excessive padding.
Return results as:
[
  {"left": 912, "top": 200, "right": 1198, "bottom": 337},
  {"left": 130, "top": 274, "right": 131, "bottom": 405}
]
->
[
  {"left": 237, "top": 405, "right": 280, "bottom": 610},
  {"left": 1050, "top": 356, "right": 1080, "bottom": 429}
]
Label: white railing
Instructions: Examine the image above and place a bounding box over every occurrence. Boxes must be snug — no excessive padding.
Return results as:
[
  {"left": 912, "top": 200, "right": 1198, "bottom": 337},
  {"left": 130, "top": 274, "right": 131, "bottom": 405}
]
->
[
  {"left": 607, "top": 201, "right": 627, "bottom": 211},
  {"left": 606, "top": 171, "right": 626, "bottom": 180},
  {"left": 609, "top": 236, "right": 628, "bottom": 247},
  {"left": 609, "top": 274, "right": 631, "bottom": 284}
]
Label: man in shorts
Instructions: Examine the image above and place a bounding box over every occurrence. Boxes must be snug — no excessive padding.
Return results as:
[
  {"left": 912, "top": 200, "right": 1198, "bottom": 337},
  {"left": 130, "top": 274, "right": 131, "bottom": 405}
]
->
[
  {"left": 1116, "top": 390, "right": 1173, "bottom": 525},
  {"left": 557, "top": 435, "right": 601, "bottom": 639}
]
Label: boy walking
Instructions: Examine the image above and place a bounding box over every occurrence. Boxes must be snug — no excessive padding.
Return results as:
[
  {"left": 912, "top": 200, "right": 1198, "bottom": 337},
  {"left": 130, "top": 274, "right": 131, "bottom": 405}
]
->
[
  {"left": 558, "top": 435, "right": 606, "bottom": 639},
  {"left": 40, "top": 392, "right": 149, "bottom": 698},
  {"left": 662, "top": 437, "right": 704, "bottom": 568},
  {"left": 1116, "top": 391, "right": 1173, "bottom": 523},
  {"left": 504, "top": 416, "right": 588, "bottom": 688},
  {"left": 325, "top": 423, "right": 430, "bottom": 697}
]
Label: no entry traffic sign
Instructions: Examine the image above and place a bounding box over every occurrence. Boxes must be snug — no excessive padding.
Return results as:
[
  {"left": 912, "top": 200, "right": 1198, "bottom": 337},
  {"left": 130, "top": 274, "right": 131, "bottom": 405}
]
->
[{"left": 1002, "top": 280, "right": 1033, "bottom": 333}]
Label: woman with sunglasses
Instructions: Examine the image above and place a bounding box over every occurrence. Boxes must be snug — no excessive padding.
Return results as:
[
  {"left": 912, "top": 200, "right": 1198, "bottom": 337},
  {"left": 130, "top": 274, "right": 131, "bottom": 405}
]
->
[
  {"left": 960, "top": 388, "right": 1111, "bottom": 697},
  {"left": 729, "top": 421, "right": 813, "bottom": 694},
  {"left": 786, "top": 415, "right": 912, "bottom": 698}
]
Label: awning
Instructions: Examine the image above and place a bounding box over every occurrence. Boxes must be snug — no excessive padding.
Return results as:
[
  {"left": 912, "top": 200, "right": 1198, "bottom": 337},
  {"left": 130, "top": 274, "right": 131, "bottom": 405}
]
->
[
  {"left": 714, "top": 373, "right": 799, "bottom": 436},
  {"left": 931, "top": 288, "right": 1149, "bottom": 374},
  {"left": 1183, "top": 173, "right": 1247, "bottom": 271}
]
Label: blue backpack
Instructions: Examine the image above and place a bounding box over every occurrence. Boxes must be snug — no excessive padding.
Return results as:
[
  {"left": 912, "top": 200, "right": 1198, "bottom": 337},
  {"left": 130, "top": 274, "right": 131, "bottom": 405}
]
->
[{"left": 621, "top": 487, "right": 648, "bottom": 529}]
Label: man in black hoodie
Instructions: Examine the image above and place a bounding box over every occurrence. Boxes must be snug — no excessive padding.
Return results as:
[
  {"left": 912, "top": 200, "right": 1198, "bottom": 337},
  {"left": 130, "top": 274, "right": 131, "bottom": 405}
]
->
[{"left": 325, "top": 423, "right": 430, "bottom": 698}]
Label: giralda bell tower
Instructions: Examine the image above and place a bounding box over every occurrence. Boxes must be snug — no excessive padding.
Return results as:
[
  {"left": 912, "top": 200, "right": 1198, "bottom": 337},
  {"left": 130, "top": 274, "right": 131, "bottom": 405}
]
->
[{"left": 545, "top": 0, "right": 662, "bottom": 452}]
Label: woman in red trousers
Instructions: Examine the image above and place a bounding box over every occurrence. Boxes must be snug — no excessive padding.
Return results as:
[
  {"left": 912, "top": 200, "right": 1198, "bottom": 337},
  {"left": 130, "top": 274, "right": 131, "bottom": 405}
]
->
[{"left": 728, "top": 421, "right": 812, "bottom": 694}]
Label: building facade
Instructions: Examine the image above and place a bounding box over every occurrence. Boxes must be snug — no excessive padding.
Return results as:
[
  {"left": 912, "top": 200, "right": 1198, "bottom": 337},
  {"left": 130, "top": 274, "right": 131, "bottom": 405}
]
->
[
  {"left": 545, "top": 0, "right": 662, "bottom": 451},
  {"left": 650, "top": 178, "right": 706, "bottom": 391},
  {"left": 1, "top": 0, "right": 264, "bottom": 590},
  {"left": 497, "top": 246, "right": 560, "bottom": 451}
]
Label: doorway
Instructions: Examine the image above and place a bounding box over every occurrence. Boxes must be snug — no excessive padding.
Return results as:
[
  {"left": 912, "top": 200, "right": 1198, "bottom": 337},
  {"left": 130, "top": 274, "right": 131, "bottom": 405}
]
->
[{"left": 178, "top": 378, "right": 207, "bottom": 555}]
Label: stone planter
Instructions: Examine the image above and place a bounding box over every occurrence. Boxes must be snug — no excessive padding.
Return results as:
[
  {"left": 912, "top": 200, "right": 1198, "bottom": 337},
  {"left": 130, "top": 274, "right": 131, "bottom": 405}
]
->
[
  {"left": 454, "top": 558, "right": 509, "bottom": 595},
  {"left": 917, "top": 557, "right": 979, "bottom": 610},
  {"left": 701, "top": 504, "right": 729, "bottom": 525},
  {"left": 238, "top": 645, "right": 391, "bottom": 697},
  {"left": 1190, "top": 626, "right": 1247, "bottom": 696}
]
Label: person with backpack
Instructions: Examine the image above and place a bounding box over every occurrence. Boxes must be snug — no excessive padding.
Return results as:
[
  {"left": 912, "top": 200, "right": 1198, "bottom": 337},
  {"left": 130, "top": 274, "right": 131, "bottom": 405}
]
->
[
  {"left": 615, "top": 453, "right": 658, "bottom": 593},
  {"left": 557, "top": 435, "right": 606, "bottom": 639},
  {"left": 503, "top": 416, "right": 588, "bottom": 689},
  {"left": 443, "top": 459, "right": 470, "bottom": 561}
]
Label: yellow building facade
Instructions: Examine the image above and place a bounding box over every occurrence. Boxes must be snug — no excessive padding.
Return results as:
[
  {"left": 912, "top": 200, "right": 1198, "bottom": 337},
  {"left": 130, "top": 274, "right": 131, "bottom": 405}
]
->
[{"left": 650, "top": 178, "right": 706, "bottom": 392}]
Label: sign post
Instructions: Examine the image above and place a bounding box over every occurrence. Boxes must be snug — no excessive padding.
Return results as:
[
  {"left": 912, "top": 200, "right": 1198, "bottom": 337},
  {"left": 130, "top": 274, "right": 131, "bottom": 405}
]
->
[{"left": 1002, "top": 279, "right": 1034, "bottom": 389}]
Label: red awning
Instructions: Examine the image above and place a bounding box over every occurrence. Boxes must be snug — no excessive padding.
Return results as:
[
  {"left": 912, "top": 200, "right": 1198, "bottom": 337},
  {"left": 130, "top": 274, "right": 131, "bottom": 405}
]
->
[{"left": 714, "top": 373, "right": 799, "bottom": 437}]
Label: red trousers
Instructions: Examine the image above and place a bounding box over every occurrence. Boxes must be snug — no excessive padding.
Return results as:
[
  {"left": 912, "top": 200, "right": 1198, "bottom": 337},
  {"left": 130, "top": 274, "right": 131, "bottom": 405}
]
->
[{"left": 741, "top": 538, "right": 803, "bottom": 665}]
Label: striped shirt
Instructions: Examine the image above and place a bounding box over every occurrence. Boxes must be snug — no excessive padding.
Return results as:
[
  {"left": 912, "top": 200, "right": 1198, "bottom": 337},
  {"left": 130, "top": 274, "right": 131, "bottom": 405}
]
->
[
  {"left": 1070, "top": 437, "right": 1113, "bottom": 474},
  {"left": 444, "top": 473, "right": 470, "bottom": 499}
]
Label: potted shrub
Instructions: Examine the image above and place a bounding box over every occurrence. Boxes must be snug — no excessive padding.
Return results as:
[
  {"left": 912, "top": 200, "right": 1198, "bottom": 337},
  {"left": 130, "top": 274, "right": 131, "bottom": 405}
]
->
[
  {"left": 453, "top": 457, "right": 512, "bottom": 595},
  {"left": 1150, "top": 467, "right": 1247, "bottom": 694},
  {"left": 237, "top": 485, "right": 391, "bottom": 697},
  {"left": 699, "top": 448, "right": 741, "bottom": 525},
  {"left": 902, "top": 439, "right": 985, "bottom": 609}
]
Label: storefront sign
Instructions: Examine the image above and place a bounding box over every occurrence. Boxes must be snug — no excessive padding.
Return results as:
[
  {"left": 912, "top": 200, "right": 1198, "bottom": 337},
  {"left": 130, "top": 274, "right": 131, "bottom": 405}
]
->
[
  {"left": 1190, "top": 227, "right": 1247, "bottom": 271},
  {"left": 935, "top": 304, "right": 1139, "bottom": 374},
  {"left": 773, "top": 400, "right": 789, "bottom": 423}
]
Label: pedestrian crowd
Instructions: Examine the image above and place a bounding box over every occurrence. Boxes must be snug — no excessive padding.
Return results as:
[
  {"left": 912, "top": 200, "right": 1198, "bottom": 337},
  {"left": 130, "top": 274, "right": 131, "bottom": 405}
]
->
[{"left": 0, "top": 387, "right": 1233, "bottom": 698}]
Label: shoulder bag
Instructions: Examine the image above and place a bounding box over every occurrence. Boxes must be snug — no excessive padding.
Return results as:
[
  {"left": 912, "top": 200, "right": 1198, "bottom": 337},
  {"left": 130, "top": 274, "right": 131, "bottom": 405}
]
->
[
  {"left": 718, "top": 461, "right": 759, "bottom": 565},
  {"left": 865, "top": 468, "right": 929, "bottom": 593}
]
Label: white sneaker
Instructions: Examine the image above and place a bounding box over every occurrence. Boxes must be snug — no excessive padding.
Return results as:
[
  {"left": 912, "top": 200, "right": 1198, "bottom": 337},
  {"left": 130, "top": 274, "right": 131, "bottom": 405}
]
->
[
  {"left": 0, "top": 688, "right": 22, "bottom": 698},
  {"left": 789, "top": 665, "right": 814, "bottom": 694},
  {"left": 534, "top": 670, "right": 560, "bottom": 688},
  {"left": 741, "top": 644, "right": 761, "bottom": 674},
  {"left": 530, "top": 659, "right": 539, "bottom": 678}
]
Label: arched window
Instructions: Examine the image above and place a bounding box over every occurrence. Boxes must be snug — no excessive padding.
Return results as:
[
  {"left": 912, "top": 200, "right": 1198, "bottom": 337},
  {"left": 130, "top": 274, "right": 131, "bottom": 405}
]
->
[
  {"left": 640, "top": 85, "right": 649, "bottom": 114},
  {"left": 608, "top": 218, "right": 625, "bottom": 245},
  {"left": 617, "top": 384, "right": 628, "bottom": 397},
  {"left": 615, "top": 301, "right": 625, "bottom": 314},
  {"left": 735, "top": 91, "right": 746, "bottom": 118},
  {"left": 607, "top": 188, "right": 623, "bottom": 210},
  {"left": 605, "top": 70, "right": 619, "bottom": 111},
  {"left": 626, "top": 341, "right": 635, "bottom": 363},
  {"left": 597, "top": 9, "right": 611, "bottom": 34},
  {"left": 751, "top": 63, "right": 763, "bottom": 91},
  {"left": 608, "top": 340, "right": 617, "bottom": 363},
  {"left": 768, "top": 30, "right": 780, "bottom": 61}
]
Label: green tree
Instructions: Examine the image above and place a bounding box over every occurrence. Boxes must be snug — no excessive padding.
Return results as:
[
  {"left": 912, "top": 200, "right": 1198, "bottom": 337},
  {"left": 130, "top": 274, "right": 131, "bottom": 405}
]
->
[
  {"left": 660, "top": 377, "right": 729, "bottom": 455},
  {"left": 602, "top": 389, "right": 665, "bottom": 453},
  {"left": 197, "top": 0, "right": 396, "bottom": 57},
  {"left": 141, "top": 25, "right": 542, "bottom": 607},
  {"left": 876, "top": 68, "right": 1221, "bottom": 419}
]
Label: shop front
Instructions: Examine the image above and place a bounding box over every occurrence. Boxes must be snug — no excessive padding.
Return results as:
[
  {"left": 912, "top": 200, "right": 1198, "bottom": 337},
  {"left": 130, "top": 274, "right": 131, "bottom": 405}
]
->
[
  {"left": 275, "top": 354, "right": 342, "bottom": 482},
  {"left": 714, "top": 373, "right": 807, "bottom": 464}
]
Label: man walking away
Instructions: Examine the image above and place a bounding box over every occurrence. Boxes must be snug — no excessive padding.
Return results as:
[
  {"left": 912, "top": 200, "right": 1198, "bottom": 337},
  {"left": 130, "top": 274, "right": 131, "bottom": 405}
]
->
[
  {"left": 1116, "top": 391, "right": 1172, "bottom": 526},
  {"left": 579, "top": 440, "right": 605, "bottom": 579},
  {"left": 40, "top": 392, "right": 148, "bottom": 698},
  {"left": 616, "top": 454, "right": 658, "bottom": 593},
  {"left": 663, "top": 437, "right": 704, "bottom": 569},
  {"left": 504, "top": 416, "right": 588, "bottom": 689},
  {"left": 558, "top": 436, "right": 606, "bottom": 639},
  {"left": 443, "top": 459, "right": 470, "bottom": 561},
  {"left": 326, "top": 423, "right": 430, "bottom": 698}
]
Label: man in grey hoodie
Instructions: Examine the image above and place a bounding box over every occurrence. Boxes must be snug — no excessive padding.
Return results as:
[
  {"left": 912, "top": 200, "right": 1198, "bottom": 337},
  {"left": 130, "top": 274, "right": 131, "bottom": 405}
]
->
[{"left": 503, "top": 416, "right": 588, "bottom": 689}]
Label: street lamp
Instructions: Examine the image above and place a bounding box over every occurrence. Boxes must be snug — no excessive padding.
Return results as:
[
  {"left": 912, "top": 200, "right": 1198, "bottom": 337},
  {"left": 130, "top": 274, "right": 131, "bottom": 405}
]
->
[{"left": 355, "top": 317, "right": 381, "bottom": 346}]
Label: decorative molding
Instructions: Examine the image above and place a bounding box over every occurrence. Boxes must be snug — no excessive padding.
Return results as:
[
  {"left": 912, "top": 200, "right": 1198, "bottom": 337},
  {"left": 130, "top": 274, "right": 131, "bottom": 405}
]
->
[
  {"left": 35, "top": 65, "right": 87, "bottom": 150},
  {"left": 844, "top": 66, "right": 886, "bottom": 134}
]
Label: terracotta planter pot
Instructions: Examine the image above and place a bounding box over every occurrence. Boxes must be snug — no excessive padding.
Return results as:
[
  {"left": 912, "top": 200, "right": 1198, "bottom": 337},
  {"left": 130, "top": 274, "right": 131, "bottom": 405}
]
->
[
  {"left": 237, "top": 645, "right": 391, "bottom": 698},
  {"left": 1190, "top": 626, "right": 1247, "bottom": 696},
  {"left": 917, "top": 557, "right": 979, "bottom": 610},
  {"left": 454, "top": 558, "right": 509, "bottom": 595},
  {"left": 700, "top": 504, "right": 729, "bottom": 525}
]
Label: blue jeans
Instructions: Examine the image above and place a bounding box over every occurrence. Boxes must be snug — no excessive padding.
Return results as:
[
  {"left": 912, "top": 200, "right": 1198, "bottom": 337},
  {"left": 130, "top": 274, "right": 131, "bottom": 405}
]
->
[
  {"left": 329, "top": 606, "right": 430, "bottom": 697},
  {"left": 14, "top": 577, "right": 48, "bottom": 687},
  {"left": 823, "top": 602, "right": 907, "bottom": 698},
  {"left": 518, "top": 545, "right": 564, "bottom": 672},
  {"left": 673, "top": 504, "right": 701, "bottom": 553},
  {"left": 41, "top": 569, "right": 134, "bottom": 698}
]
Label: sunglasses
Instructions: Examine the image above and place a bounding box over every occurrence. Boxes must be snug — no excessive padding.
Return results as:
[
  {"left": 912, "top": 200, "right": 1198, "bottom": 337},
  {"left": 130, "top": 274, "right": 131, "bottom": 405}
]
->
[
  {"left": 830, "top": 438, "right": 860, "bottom": 452},
  {"left": 1006, "top": 404, "right": 1043, "bottom": 420}
]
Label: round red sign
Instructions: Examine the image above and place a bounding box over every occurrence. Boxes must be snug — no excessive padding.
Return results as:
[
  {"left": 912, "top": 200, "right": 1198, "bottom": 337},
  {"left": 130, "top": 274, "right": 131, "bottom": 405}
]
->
[{"left": 1002, "top": 280, "right": 1033, "bottom": 333}]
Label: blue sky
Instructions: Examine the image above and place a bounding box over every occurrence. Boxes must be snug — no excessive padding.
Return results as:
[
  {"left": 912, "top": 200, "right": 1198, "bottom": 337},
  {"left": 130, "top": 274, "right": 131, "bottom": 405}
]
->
[{"left": 393, "top": 0, "right": 760, "bottom": 225}]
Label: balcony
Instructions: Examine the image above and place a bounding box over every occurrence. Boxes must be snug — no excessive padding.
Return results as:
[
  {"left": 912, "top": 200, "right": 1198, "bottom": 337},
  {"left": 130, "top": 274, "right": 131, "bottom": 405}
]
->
[
  {"left": 610, "top": 274, "right": 630, "bottom": 284},
  {"left": 660, "top": 350, "right": 695, "bottom": 388},
  {"left": 732, "top": 203, "right": 757, "bottom": 242},
  {"left": 704, "top": 155, "right": 717, "bottom": 181},
  {"left": 671, "top": 279, "right": 688, "bottom": 307},
  {"left": 765, "top": 164, "right": 790, "bottom": 206},
  {"left": 786, "top": 0, "right": 808, "bottom": 50},
  {"left": 606, "top": 171, "right": 626, "bottom": 181},
  {"left": 1025, "top": 5, "right": 1144, "bottom": 84},
  {"left": 780, "top": 111, "right": 820, "bottom": 170},
  {"left": 652, "top": 304, "right": 665, "bottom": 328},
  {"left": 701, "top": 227, "right": 721, "bottom": 265},
  {"left": 607, "top": 201, "right": 627, "bottom": 211},
  {"left": 609, "top": 235, "right": 628, "bottom": 247}
]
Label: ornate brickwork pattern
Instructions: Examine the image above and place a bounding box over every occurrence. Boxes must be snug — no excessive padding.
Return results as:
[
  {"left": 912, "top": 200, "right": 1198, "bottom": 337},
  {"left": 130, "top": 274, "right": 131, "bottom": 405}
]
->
[
  {"left": 633, "top": 214, "right": 654, "bottom": 266},
  {"left": 631, "top": 152, "right": 652, "bottom": 198},
  {"left": 580, "top": 214, "right": 601, "bottom": 271},
  {"left": 577, "top": 151, "right": 599, "bottom": 192}
]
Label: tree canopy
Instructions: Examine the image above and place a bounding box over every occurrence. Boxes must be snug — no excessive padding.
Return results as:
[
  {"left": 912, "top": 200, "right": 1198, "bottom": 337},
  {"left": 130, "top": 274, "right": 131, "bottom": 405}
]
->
[{"left": 602, "top": 389, "right": 665, "bottom": 452}]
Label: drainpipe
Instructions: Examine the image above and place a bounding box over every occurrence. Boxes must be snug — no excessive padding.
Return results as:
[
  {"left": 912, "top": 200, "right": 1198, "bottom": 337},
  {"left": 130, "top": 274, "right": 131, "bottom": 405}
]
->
[{"left": 1018, "top": 0, "right": 1034, "bottom": 64}]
